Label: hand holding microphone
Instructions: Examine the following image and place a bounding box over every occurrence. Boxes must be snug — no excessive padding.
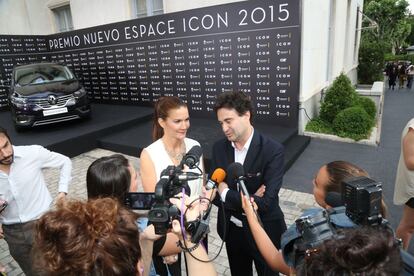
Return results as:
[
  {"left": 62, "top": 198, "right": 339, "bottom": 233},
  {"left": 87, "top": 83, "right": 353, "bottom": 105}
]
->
[
  {"left": 205, "top": 168, "right": 226, "bottom": 190},
  {"left": 204, "top": 168, "right": 226, "bottom": 202},
  {"left": 227, "top": 162, "right": 263, "bottom": 226},
  {"left": 227, "top": 162, "right": 251, "bottom": 200}
]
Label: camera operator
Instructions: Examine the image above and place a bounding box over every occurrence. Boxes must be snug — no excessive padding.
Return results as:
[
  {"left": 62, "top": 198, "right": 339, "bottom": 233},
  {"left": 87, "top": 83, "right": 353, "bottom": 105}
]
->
[
  {"left": 296, "top": 227, "right": 401, "bottom": 275},
  {"left": 86, "top": 154, "right": 156, "bottom": 276},
  {"left": 141, "top": 192, "right": 216, "bottom": 276},
  {"left": 240, "top": 161, "right": 388, "bottom": 274}
]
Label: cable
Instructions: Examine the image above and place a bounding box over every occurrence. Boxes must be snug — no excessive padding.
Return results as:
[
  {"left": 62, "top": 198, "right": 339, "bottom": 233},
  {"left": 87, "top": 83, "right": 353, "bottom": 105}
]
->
[
  {"left": 299, "top": 107, "right": 312, "bottom": 121},
  {"left": 179, "top": 195, "right": 226, "bottom": 263}
]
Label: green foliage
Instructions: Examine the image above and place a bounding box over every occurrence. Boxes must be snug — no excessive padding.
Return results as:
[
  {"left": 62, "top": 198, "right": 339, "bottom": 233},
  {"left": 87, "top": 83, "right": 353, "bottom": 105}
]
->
[
  {"left": 305, "top": 118, "right": 334, "bottom": 134},
  {"left": 405, "top": 15, "right": 414, "bottom": 46},
  {"left": 355, "top": 96, "right": 377, "bottom": 119},
  {"left": 358, "top": 36, "right": 385, "bottom": 84},
  {"left": 305, "top": 73, "right": 377, "bottom": 141},
  {"left": 333, "top": 106, "right": 374, "bottom": 141},
  {"left": 384, "top": 53, "right": 414, "bottom": 64},
  {"left": 319, "top": 73, "right": 358, "bottom": 123},
  {"left": 364, "top": 0, "right": 410, "bottom": 52}
]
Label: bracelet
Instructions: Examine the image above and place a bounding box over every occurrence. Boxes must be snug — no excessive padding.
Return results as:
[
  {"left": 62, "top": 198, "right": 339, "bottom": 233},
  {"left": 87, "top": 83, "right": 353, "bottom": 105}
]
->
[{"left": 176, "top": 240, "right": 200, "bottom": 253}]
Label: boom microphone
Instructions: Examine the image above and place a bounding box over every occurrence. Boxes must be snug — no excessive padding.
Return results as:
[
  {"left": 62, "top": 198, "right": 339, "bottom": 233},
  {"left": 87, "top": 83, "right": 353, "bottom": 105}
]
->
[
  {"left": 181, "top": 145, "right": 203, "bottom": 169},
  {"left": 177, "top": 172, "right": 202, "bottom": 181},
  {"left": 205, "top": 168, "right": 226, "bottom": 190},
  {"left": 325, "top": 192, "right": 344, "bottom": 208}
]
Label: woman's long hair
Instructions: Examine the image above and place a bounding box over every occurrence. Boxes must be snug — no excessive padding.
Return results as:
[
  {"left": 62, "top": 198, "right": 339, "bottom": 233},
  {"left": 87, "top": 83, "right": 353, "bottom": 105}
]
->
[
  {"left": 152, "top": 96, "right": 187, "bottom": 141},
  {"left": 86, "top": 154, "right": 131, "bottom": 203}
]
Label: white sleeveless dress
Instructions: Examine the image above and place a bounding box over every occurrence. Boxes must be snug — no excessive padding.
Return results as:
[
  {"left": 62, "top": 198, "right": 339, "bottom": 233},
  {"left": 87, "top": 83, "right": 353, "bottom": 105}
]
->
[{"left": 144, "top": 138, "right": 204, "bottom": 198}]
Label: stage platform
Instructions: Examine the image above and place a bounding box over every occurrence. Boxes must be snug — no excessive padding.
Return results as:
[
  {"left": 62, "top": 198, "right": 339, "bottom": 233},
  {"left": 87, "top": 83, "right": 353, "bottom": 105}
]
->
[
  {"left": 0, "top": 104, "right": 310, "bottom": 171},
  {"left": 98, "top": 116, "right": 310, "bottom": 172},
  {"left": 0, "top": 104, "right": 153, "bottom": 157}
]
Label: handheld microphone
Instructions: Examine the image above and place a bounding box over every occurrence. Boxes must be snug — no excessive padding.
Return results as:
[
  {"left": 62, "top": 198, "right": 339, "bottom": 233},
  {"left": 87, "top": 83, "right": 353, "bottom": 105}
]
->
[
  {"left": 227, "top": 162, "right": 263, "bottom": 226},
  {"left": 227, "top": 162, "right": 250, "bottom": 200},
  {"left": 181, "top": 145, "right": 202, "bottom": 169},
  {"left": 205, "top": 168, "right": 226, "bottom": 190},
  {"left": 325, "top": 192, "right": 344, "bottom": 208}
]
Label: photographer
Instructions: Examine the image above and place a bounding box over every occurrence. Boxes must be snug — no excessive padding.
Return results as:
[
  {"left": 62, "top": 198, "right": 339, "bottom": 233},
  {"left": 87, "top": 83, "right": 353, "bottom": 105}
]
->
[
  {"left": 86, "top": 154, "right": 156, "bottom": 276},
  {"left": 240, "top": 161, "right": 388, "bottom": 274},
  {"left": 297, "top": 227, "right": 401, "bottom": 275}
]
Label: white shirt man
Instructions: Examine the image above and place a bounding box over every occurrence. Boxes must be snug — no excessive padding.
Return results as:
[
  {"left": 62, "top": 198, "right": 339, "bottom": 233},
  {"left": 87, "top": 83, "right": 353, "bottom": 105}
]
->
[{"left": 0, "top": 127, "right": 71, "bottom": 275}]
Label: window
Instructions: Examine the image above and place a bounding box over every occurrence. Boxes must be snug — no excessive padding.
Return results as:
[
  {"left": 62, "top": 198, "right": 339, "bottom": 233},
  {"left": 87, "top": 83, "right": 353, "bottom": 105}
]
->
[
  {"left": 53, "top": 5, "right": 74, "bottom": 32},
  {"left": 134, "top": 0, "right": 163, "bottom": 18}
]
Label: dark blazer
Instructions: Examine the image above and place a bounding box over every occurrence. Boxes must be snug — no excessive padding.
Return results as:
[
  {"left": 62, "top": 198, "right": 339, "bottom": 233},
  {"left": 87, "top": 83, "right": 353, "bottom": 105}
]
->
[{"left": 211, "top": 130, "right": 285, "bottom": 240}]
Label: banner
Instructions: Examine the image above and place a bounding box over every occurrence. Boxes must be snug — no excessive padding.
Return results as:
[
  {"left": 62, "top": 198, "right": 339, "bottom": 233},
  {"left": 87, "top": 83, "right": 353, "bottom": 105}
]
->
[{"left": 0, "top": 0, "right": 300, "bottom": 126}]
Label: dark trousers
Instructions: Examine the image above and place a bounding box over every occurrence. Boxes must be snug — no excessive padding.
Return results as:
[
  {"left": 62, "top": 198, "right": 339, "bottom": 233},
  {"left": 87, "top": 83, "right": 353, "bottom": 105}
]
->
[
  {"left": 226, "top": 219, "right": 286, "bottom": 276},
  {"left": 3, "top": 220, "right": 36, "bottom": 276}
]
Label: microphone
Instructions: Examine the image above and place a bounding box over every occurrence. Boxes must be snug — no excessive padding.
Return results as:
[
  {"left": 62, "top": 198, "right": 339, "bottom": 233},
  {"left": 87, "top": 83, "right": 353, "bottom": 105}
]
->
[
  {"left": 181, "top": 145, "right": 202, "bottom": 169},
  {"left": 227, "top": 162, "right": 250, "bottom": 200},
  {"left": 177, "top": 172, "right": 202, "bottom": 181},
  {"left": 205, "top": 168, "right": 226, "bottom": 190},
  {"left": 227, "top": 162, "right": 263, "bottom": 226},
  {"left": 325, "top": 192, "right": 344, "bottom": 207}
]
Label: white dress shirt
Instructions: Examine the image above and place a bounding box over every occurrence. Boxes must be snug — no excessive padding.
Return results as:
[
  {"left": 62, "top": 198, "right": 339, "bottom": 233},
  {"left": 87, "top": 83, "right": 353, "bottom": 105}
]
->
[
  {"left": 220, "top": 129, "right": 254, "bottom": 202},
  {"left": 0, "top": 145, "right": 72, "bottom": 224}
]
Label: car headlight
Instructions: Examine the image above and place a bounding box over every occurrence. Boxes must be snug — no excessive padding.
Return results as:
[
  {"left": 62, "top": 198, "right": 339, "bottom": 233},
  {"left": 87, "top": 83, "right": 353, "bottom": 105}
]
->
[
  {"left": 73, "top": 87, "right": 87, "bottom": 99},
  {"left": 10, "top": 94, "right": 27, "bottom": 105}
]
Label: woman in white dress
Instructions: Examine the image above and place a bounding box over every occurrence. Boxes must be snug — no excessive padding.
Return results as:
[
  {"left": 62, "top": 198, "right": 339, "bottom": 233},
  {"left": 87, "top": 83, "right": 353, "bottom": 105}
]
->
[{"left": 140, "top": 96, "right": 204, "bottom": 276}]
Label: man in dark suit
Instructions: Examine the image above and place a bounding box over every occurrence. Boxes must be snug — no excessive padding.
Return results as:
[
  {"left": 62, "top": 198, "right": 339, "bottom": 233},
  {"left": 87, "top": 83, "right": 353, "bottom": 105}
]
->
[{"left": 210, "top": 91, "right": 286, "bottom": 276}]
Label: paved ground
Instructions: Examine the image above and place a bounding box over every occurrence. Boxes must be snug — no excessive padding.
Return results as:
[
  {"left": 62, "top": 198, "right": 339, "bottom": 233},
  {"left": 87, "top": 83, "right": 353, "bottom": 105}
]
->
[
  {"left": 283, "top": 86, "right": 414, "bottom": 254},
  {"left": 4, "top": 86, "right": 411, "bottom": 275},
  {"left": 1, "top": 148, "right": 317, "bottom": 276}
]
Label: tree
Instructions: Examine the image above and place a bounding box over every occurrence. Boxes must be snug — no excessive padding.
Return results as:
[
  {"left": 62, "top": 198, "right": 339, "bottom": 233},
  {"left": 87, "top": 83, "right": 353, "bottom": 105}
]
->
[
  {"left": 358, "top": 35, "right": 386, "bottom": 83},
  {"left": 364, "top": 0, "right": 411, "bottom": 53},
  {"left": 405, "top": 15, "right": 414, "bottom": 46}
]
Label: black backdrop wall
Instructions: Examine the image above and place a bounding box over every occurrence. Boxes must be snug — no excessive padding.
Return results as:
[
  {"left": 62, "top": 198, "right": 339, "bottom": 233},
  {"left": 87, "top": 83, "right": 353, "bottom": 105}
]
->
[{"left": 0, "top": 0, "right": 300, "bottom": 127}]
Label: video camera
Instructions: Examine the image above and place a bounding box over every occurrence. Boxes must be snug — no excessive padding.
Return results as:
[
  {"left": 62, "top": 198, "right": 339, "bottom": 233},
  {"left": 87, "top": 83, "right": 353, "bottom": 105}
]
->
[
  {"left": 148, "top": 145, "right": 203, "bottom": 235},
  {"left": 282, "top": 176, "right": 414, "bottom": 275}
]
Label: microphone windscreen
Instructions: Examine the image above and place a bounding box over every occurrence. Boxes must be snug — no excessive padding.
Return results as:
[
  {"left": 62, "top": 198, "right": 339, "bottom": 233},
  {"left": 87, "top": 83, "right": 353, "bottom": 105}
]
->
[
  {"left": 211, "top": 168, "right": 226, "bottom": 183},
  {"left": 187, "top": 145, "right": 203, "bottom": 159},
  {"left": 184, "top": 145, "right": 203, "bottom": 167},
  {"left": 325, "top": 192, "right": 343, "bottom": 207},
  {"left": 227, "top": 162, "right": 244, "bottom": 179}
]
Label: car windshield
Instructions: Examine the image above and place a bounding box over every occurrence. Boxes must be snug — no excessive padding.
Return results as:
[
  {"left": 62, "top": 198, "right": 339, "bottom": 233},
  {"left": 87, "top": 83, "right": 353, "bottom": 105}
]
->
[{"left": 14, "top": 64, "right": 75, "bottom": 86}]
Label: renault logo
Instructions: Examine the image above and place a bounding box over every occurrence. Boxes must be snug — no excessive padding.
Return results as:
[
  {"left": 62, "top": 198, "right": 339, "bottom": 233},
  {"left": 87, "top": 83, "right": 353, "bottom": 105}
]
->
[{"left": 48, "top": 95, "right": 57, "bottom": 105}]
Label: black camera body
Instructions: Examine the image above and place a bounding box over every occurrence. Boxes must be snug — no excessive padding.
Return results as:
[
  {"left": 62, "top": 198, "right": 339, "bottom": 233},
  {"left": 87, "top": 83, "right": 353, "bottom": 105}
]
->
[
  {"left": 148, "top": 166, "right": 190, "bottom": 235},
  {"left": 342, "top": 176, "right": 383, "bottom": 225},
  {"left": 283, "top": 176, "right": 385, "bottom": 268},
  {"left": 148, "top": 145, "right": 207, "bottom": 237}
]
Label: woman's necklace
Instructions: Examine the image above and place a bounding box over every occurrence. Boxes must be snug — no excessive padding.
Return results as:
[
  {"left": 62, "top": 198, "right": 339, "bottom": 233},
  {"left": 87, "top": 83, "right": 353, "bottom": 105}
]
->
[{"left": 163, "top": 140, "right": 186, "bottom": 162}]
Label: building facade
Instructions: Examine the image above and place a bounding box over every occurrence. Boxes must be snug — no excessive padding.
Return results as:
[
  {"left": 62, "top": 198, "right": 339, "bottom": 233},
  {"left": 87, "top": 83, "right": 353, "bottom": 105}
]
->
[{"left": 0, "top": 0, "right": 363, "bottom": 133}]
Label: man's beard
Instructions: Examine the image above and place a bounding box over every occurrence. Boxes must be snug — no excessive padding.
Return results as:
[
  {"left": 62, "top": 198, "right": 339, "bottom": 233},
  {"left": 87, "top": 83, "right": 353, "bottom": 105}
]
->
[{"left": 0, "top": 155, "right": 13, "bottom": 165}]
